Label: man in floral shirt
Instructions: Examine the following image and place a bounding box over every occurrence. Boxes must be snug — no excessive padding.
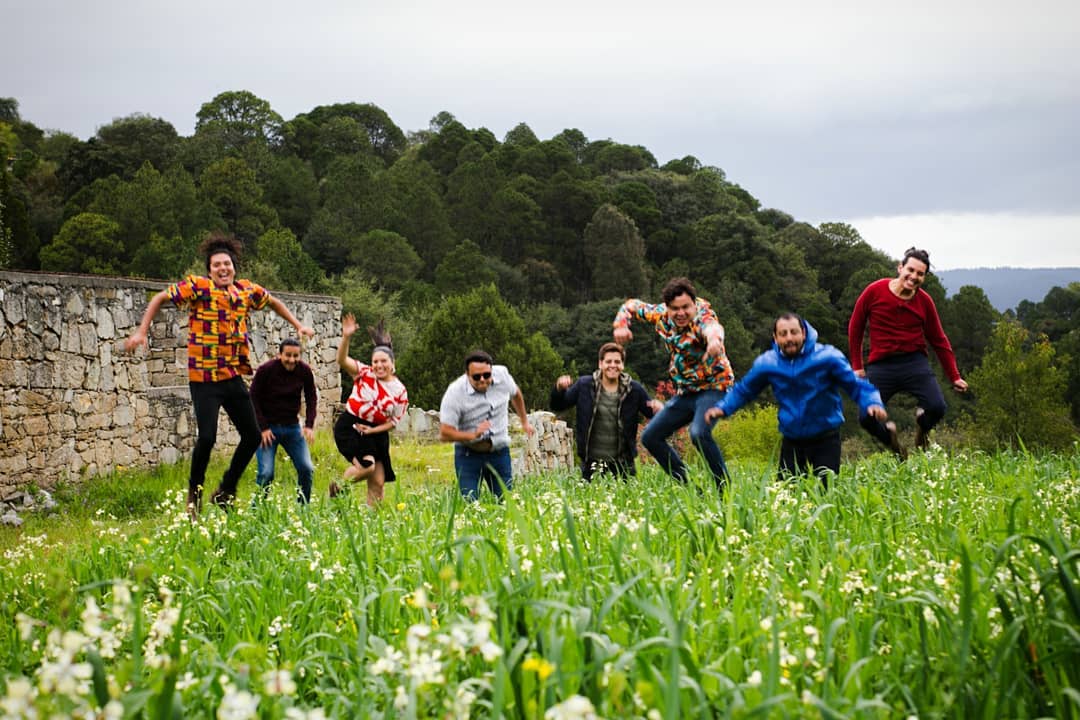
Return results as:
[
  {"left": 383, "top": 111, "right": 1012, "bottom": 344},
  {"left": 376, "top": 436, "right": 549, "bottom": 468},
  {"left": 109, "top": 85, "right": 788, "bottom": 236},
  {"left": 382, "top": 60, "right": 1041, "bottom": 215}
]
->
[
  {"left": 613, "top": 277, "right": 734, "bottom": 490},
  {"left": 125, "top": 232, "right": 314, "bottom": 516}
]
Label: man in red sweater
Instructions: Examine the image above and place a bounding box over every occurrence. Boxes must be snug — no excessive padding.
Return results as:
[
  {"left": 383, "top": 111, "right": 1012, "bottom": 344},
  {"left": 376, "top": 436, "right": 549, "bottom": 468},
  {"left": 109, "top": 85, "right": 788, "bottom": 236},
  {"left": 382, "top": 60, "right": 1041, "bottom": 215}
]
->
[
  {"left": 848, "top": 247, "right": 968, "bottom": 455},
  {"left": 250, "top": 338, "right": 318, "bottom": 503}
]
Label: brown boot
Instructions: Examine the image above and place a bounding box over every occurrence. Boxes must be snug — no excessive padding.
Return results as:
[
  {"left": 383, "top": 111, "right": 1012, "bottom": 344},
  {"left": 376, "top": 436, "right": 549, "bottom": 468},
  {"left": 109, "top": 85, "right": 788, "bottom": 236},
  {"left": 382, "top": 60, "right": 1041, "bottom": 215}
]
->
[
  {"left": 914, "top": 409, "right": 929, "bottom": 449},
  {"left": 886, "top": 421, "right": 907, "bottom": 461}
]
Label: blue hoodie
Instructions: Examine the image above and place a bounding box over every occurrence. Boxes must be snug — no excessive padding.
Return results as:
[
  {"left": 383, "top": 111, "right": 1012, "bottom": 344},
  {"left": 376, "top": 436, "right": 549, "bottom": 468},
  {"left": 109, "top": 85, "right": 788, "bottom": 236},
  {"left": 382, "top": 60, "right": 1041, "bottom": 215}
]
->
[{"left": 715, "top": 319, "right": 882, "bottom": 440}]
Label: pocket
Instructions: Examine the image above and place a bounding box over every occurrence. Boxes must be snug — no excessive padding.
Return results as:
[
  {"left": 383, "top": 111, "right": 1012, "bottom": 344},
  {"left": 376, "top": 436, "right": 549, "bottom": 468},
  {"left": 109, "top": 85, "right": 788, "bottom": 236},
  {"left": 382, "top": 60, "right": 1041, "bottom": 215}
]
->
[{"left": 466, "top": 438, "right": 494, "bottom": 453}]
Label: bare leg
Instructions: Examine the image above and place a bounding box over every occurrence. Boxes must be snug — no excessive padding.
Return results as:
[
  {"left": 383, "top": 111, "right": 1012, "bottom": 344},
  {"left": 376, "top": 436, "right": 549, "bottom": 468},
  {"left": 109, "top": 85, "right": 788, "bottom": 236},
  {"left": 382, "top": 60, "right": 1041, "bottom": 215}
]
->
[{"left": 366, "top": 461, "right": 386, "bottom": 506}]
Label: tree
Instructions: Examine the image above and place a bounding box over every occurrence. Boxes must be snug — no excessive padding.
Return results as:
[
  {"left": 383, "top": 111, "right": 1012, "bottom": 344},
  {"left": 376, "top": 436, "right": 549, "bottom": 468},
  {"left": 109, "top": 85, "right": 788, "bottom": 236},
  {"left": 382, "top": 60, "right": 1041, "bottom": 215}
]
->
[
  {"left": 39, "top": 212, "right": 124, "bottom": 274},
  {"left": 190, "top": 90, "right": 283, "bottom": 172},
  {"left": 260, "top": 155, "right": 319, "bottom": 238},
  {"left": 195, "top": 90, "right": 283, "bottom": 149},
  {"left": 349, "top": 229, "right": 423, "bottom": 290},
  {"left": 582, "top": 204, "right": 648, "bottom": 301},
  {"left": 198, "top": 157, "right": 278, "bottom": 241},
  {"left": 247, "top": 227, "right": 325, "bottom": 293},
  {"left": 940, "top": 285, "right": 999, "bottom": 374},
  {"left": 301, "top": 103, "right": 407, "bottom": 166},
  {"left": 398, "top": 284, "right": 563, "bottom": 409},
  {"left": 94, "top": 114, "right": 181, "bottom": 177},
  {"left": 969, "top": 320, "right": 1076, "bottom": 449},
  {"left": 435, "top": 240, "right": 496, "bottom": 296},
  {"left": 660, "top": 155, "right": 702, "bottom": 175}
]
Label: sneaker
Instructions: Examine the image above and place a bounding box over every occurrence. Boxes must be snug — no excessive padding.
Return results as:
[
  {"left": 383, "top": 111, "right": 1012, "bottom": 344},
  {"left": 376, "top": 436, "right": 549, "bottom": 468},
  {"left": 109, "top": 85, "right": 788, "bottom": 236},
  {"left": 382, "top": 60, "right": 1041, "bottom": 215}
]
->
[{"left": 885, "top": 421, "right": 907, "bottom": 461}]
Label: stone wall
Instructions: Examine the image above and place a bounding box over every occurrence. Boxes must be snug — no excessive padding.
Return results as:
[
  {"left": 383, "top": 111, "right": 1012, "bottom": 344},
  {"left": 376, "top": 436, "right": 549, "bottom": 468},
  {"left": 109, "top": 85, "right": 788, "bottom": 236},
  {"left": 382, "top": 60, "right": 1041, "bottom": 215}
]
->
[{"left": 0, "top": 270, "right": 342, "bottom": 494}]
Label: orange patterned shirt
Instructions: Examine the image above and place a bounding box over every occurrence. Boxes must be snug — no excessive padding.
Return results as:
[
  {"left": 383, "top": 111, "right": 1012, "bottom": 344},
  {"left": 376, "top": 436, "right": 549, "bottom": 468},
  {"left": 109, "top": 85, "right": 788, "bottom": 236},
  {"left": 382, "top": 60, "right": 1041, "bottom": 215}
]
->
[{"left": 168, "top": 275, "right": 270, "bottom": 383}]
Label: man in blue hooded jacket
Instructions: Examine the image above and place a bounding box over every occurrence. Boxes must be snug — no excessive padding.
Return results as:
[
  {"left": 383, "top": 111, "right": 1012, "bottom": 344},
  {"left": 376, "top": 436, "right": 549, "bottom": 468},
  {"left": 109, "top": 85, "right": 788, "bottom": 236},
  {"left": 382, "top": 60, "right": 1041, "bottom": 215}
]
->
[{"left": 705, "top": 312, "right": 888, "bottom": 485}]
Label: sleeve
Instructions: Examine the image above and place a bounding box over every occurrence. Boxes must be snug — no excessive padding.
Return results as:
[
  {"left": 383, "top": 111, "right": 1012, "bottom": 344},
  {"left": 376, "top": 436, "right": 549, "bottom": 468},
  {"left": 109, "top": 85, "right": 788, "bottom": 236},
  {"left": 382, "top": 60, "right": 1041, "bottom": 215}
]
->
[
  {"left": 303, "top": 366, "right": 318, "bottom": 428},
  {"left": 847, "top": 285, "right": 872, "bottom": 372},
  {"left": 550, "top": 377, "right": 584, "bottom": 412},
  {"left": 717, "top": 357, "right": 771, "bottom": 416},
  {"left": 632, "top": 381, "right": 656, "bottom": 419},
  {"left": 249, "top": 364, "right": 270, "bottom": 431},
  {"left": 166, "top": 275, "right": 199, "bottom": 307},
  {"left": 614, "top": 299, "right": 663, "bottom": 329},
  {"left": 921, "top": 295, "right": 962, "bottom": 382},
  {"left": 498, "top": 366, "right": 519, "bottom": 397},
  {"left": 245, "top": 281, "right": 271, "bottom": 311},
  {"left": 829, "top": 348, "right": 883, "bottom": 414},
  {"left": 439, "top": 383, "right": 461, "bottom": 428},
  {"left": 695, "top": 300, "right": 725, "bottom": 344}
]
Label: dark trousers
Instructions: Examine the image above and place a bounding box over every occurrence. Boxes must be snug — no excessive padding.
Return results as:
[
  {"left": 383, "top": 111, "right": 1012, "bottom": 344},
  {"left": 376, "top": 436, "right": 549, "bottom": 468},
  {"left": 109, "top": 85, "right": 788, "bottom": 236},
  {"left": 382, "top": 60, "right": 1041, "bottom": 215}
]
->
[
  {"left": 581, "top": 458, "right": 634, "bottom": 482},
  {"left": 189, "top": 377, "right": 261, "bottom": 497},
  {"left": 778, "top": 431, "right": 841, "bottom": 488},
  {"left": 860, "top": 352, "right": 947, "bottom": 446}
]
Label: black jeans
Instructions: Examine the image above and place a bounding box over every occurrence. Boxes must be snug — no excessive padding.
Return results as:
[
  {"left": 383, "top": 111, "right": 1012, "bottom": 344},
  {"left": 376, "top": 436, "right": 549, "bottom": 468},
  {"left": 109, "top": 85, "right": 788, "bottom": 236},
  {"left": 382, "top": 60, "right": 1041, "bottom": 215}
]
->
[
  {"left": 189, "top": 377, "right": 261, "bottom": 497},
  {"left": 859, "top": 352, "right": 947, "bottom": 446},
  {"left": 778, "top": 430, "right": 841, "bottom": 489}
]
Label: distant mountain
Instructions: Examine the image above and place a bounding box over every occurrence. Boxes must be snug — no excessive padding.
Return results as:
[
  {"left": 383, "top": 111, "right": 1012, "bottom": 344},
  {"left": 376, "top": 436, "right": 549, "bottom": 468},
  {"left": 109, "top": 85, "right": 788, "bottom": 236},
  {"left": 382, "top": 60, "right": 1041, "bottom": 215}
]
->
[{"left": 936, "top": 267, "right": 1080, "bottom": 312}]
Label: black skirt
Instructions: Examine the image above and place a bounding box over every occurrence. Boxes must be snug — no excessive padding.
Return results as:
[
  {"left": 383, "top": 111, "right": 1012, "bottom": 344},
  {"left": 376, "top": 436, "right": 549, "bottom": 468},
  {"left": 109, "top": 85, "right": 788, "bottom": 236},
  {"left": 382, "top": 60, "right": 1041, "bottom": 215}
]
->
[{"left": 333, "top": 412, "right": 396, "bottom": 483}]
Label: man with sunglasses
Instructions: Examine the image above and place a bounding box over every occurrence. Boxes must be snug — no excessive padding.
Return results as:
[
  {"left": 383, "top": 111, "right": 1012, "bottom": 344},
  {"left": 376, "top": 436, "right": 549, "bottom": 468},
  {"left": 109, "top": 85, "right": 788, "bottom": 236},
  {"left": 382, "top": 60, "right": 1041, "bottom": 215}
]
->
[{"left": 439, "top": 350, "right": 534, "bottom": 500}]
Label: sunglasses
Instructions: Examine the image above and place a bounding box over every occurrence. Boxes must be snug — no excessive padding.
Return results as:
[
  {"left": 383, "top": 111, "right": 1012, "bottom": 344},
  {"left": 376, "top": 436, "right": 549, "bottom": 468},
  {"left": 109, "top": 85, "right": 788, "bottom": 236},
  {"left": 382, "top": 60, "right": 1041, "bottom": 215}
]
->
[{"left": 471, "top": 372, "right": 492, "bottom": 381}]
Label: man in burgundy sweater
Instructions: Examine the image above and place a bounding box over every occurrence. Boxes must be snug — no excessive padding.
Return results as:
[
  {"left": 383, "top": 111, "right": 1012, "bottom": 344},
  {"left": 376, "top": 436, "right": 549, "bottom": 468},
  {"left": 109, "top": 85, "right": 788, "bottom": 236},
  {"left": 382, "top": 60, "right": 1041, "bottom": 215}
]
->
[
  {"left": 250, "top": 338, "right": 319, "bottom": 503},
  {"left": 848, "top": 247, "right": 968, "bottom": 456}
]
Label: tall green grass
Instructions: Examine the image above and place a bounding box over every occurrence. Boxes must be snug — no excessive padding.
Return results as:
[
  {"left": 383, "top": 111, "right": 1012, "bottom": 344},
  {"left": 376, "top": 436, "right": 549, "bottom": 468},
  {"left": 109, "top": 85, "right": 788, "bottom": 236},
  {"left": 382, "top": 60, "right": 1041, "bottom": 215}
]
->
[{"left": 1, "top": 441, "right": 1077, "bottom": 718}]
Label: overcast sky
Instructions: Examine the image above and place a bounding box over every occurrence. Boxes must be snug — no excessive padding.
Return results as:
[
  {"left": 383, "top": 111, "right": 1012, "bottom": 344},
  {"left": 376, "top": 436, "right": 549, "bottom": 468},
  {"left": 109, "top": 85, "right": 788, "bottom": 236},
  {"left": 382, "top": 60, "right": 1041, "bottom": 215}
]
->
[{"left": 5, "top": 0, "right": 1080, "bottom": 270}]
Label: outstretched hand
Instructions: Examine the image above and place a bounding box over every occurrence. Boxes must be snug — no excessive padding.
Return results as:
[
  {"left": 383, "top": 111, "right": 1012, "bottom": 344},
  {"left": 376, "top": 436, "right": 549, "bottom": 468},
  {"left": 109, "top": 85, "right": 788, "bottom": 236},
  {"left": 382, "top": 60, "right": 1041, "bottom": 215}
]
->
[
  {"left": 866, "top": 405, "right": 887, "bottom": 421},
  {"left": 613, "top": 326, "right": 633, "bottom": 345},
  {"left": 123, "top": 330, "right": 148, "bottom": 353},
  {"left": 555, "top": 375, "right": 573, "bottom": 391},
  {"left": 341, "top": 313, "right": 358, "bottom": 338},
  {"left": 704, "top": 407, "right": 725, "bottom": 422},
  {"left": 953, "top": 378, "right": 969, "bottom": 393}
]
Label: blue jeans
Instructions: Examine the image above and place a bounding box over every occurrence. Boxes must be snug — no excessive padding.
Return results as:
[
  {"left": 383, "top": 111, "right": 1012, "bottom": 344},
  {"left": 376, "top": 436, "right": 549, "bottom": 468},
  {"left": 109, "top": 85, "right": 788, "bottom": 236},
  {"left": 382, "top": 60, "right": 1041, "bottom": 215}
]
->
[
  {"left": 256, "top": 423, "right": 315, "bottom": 503},
  {"left": 640, "top": 389, "right": 729, "bottom": 489},
  {"left": 454, "top": 445, "right": 512, "bottom": 501}
]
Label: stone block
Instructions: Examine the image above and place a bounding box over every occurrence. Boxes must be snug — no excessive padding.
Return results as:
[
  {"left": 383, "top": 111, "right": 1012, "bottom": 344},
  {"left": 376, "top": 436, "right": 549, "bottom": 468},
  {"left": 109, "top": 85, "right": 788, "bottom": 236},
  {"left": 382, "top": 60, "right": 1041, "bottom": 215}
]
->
[
  {"left": 79, "top": 325, "right": 98, "bottom": 354},
  {"left": 29, "top": 362, "right": 52, "bottom": 389},
  {"left": 65, "top": 291, "right": 85, "bottom": 317},
  {"left": 96, "top": 307, "right": 115, "bottom": 339},
  {"left": 0, "top": 359, "right": 28, "bottom": 386},
  {"left": 23, "top": 415, "right": 50, "bottom": 436},
  {"left": 5, "top": 292, "right": 25, "bottom": 326}
]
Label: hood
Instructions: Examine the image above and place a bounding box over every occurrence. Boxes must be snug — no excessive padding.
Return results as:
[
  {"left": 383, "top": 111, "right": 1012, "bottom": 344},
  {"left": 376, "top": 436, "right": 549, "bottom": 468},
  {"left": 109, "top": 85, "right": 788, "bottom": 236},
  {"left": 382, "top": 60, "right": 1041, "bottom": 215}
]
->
[{"left": 772, "top": 318, "right": 818, "bottom": 358}]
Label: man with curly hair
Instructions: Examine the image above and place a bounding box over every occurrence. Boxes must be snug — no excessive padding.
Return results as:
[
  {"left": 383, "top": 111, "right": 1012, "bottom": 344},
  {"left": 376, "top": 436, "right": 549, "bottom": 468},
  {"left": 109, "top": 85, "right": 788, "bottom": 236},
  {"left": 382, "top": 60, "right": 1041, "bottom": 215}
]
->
[{"left": 125, "top": 232, "right": 314, "bottom": 516}]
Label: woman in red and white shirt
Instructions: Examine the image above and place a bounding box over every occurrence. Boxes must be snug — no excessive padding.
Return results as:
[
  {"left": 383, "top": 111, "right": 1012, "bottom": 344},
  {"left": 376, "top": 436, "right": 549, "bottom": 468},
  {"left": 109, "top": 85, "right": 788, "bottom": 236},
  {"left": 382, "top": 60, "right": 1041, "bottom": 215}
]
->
[{"left": 332, "top": 314, "right": 408, "bottom": 505}]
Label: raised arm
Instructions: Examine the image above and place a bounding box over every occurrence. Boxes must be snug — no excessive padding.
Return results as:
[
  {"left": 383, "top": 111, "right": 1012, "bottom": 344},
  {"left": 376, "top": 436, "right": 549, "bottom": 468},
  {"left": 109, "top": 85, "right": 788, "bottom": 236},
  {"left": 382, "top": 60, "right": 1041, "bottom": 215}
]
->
[
  {"left": 337, "top": 313, "right": 359, "bottom": 377},
  {"left": 268, "top": 295, "right": 314, "bottom": 340},
  {"left": 124, "top": 289, "right": 171, "bottom": 353}
]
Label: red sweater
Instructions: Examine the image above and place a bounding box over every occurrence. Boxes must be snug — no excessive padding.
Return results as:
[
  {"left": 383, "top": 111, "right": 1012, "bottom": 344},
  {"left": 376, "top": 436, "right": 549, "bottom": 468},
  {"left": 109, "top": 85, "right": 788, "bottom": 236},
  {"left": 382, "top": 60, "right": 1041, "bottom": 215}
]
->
[
  {"left": 848, "top": 279, "right": 961, "bottom": 382},
  {"left": 250, "top": 358, "right": 318, "bottom": 430}
]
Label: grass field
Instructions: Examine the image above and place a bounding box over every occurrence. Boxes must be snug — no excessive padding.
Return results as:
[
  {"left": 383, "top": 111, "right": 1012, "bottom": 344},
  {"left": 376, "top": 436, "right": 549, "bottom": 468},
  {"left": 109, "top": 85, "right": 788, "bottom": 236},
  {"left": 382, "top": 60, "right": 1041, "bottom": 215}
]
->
[{"left": 1, "top": 436, "right": 1078, "bottom": 719}]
